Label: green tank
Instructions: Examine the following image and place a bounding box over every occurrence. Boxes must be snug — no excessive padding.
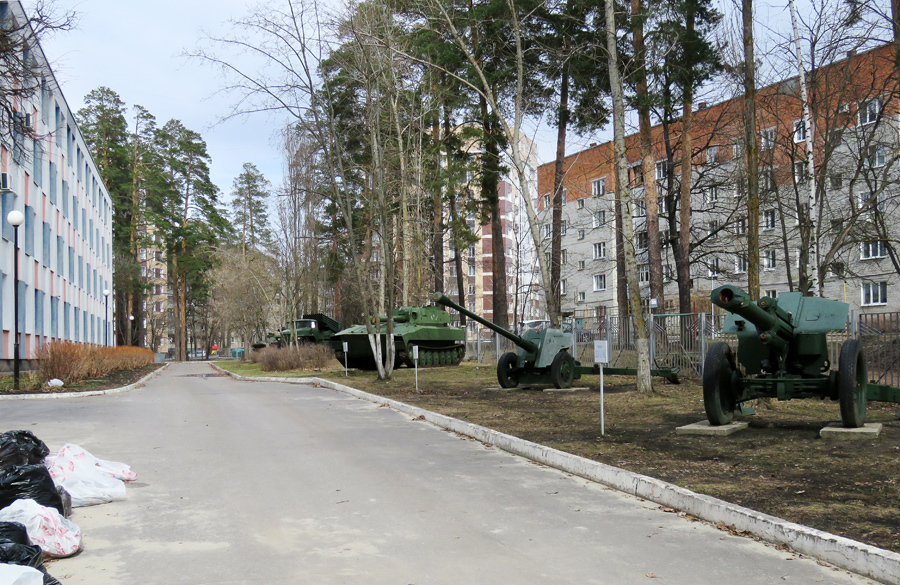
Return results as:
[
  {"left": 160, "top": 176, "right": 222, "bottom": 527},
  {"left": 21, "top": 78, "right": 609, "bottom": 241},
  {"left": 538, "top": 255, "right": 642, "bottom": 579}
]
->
[
  {"left": 280, "top": 314, "right": 341, "bottom": 346},
  {"left": 333, "top": 306, "right": 465, "bottom": 370}
]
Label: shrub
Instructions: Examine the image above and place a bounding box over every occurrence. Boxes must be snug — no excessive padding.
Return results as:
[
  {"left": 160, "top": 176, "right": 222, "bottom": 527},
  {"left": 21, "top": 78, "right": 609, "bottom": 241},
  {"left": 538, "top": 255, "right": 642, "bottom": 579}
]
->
[
  {"left": 35, "top": 342, "right": 155, "bottom": 386},
  {"left": 256, "top": 344, "right": 335, "bottom": 372}
]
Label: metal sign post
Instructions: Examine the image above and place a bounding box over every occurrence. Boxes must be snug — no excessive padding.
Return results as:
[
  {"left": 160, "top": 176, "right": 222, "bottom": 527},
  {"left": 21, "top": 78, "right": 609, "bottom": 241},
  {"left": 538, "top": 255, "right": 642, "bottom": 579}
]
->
[
  {"left": 343, "top": 342, "right": 349, "bottom": 376},
  {"left": 412, "top": 345, "right": 419, "bottom": 392},
  {"left": 594, "top": 340, "right": 609, "bottom": 435}
]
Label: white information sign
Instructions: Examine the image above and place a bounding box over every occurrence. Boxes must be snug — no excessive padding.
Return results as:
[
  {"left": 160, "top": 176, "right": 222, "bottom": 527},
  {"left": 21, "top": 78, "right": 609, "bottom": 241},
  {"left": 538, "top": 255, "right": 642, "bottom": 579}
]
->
[{"left": 593, "top": 340, "right": 609, "bottom": 364}]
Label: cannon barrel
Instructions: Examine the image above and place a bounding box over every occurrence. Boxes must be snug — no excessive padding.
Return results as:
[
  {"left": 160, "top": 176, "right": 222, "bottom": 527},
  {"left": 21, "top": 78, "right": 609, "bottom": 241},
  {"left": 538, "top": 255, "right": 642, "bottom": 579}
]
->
[
  {"left": 432, "top": 292, "right": 539, "bottom": 354},
  {"left": 711, "top": 285, "right": 792, "bottom": 351}
]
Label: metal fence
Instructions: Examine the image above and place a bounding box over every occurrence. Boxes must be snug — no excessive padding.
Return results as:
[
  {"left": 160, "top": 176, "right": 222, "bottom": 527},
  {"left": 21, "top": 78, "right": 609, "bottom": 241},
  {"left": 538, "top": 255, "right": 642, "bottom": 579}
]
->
[{"left": 461, "top": 310, "right": 900, "bottom": 383}]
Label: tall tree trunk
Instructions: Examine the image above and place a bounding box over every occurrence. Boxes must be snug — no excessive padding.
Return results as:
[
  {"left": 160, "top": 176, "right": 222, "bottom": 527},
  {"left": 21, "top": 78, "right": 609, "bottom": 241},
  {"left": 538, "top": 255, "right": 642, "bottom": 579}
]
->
[
  {"left": 632, "top": 0, "right": 665, "bottom": 315},
  {"left": 433, "top": 108, "right": 444, "bottom": 296},
  {"left": 550, "top": 51, "right": 569, "bottom": 328},
  {"left": 480, "top": 104, "right": 509, "bottom": 329},
  {"left": 606, "top": 0, "right": 652, "bottom": 393},
  {"left": 676, "top": 9, "right": 697, "bottom": 315},
  {"left": 743, "top": 0, "right": 760, "bottom": 299}
]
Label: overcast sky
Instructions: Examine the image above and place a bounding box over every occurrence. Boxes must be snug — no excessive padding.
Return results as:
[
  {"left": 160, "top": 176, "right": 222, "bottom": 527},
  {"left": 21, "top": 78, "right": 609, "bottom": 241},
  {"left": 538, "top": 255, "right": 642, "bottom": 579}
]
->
[{"left": 40, "top": 0, "right": 288, "bottom": 205}]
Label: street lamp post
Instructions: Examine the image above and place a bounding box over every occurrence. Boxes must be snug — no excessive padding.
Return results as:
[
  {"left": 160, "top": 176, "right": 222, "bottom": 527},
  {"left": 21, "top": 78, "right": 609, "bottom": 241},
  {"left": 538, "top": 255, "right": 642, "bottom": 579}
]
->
[
  {"left": 128, "top": 315, "right": 134, "bottom": 346},
  {"left": 103, "top": 289, "right": 110, "bottom": 346},
  {"left": 7, "top": 210, "right": 24, "bottom": 390}
]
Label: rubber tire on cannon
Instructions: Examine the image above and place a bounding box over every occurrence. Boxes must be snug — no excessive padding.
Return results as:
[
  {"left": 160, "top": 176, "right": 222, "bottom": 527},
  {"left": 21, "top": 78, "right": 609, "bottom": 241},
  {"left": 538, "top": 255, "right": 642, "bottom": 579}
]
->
[
  {"left": 703, "top": 342, "right": 738, "bottom": 425},
  {"left": 497, "top": 352, "right": 519, "bottom": 388},
  {"left": 550, "top": 351, "right": 575, "bottom": 389},
  {"left": 838, "top": 339, "right": 867, "bottom": 428}
]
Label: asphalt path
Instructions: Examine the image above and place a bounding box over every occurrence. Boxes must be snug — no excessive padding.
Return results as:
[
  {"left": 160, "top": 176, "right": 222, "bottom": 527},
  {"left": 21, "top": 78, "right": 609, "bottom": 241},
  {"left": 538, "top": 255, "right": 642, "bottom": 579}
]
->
[{"left": 3, "top": 362, "right": 876, "bottom": 585}]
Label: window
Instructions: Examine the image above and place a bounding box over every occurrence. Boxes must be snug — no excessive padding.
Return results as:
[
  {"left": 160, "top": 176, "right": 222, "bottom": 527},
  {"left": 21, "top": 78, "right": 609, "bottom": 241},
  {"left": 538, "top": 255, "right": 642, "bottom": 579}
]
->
[
  {"left": 708, "top": 221, "right": 718, "bottom": 239},
  {"left": 468, "top": 284, "right": 476, "bottom": 295},
  {"left": 865, "top": 145, "right": 886, "bottom": 168},
  {"left": 733, "top": 142, "right": 744, "bottom": 159},
  {"left": 592, "top": 178, "right": 605, "bottom": 197},
  {"left": 858, "top": 191, "right": 886, "bottom": 214},
  {"left": 154, "top": 302, "right": 162, "bottom": 313},
  {"left": 155, "top": 285, "right": 162, "bottom": 295},
  {"left": 862, "top": 281, "right": 888, "bottom": 305},
  {"left": 592, "top": 211, "right": 605, "bottom": 228},
  {"left": 761, "top": 169, "right": 775, "bottom": 191},
  {"left": 631, "top": 165, "right": 644, "bottom": 186},
  {"left": 638, "top": 263, "right": 650, "bottom": 284},
  {"left": 793, "top": 160, "right": 808, "bottom": 183},
  {"left": 766, "top": 289, "right": 778, "bottom": 298},
  {"left": 859, "top": 98, "right": 881, "bottom": 125},
  {"left": 861, "top": 240, "right": 888, "bottom": 259},
  {"left": 561, "top": 249, "right": 568, "bottom": 264},
  {"left": 664, "top": 264, "right": 675, "bottom": 281},
  {"left": 764, "top": 250, "right": 777, "bottom": 270},
  {"left": 792, "top": 119, "right": 807, "bottom": 143},
  {"left": 543, "top": 194, "right": 550, "bottom": 208},
  {"left": 578, "top": 260, "right": 585, "bottom": 270},
  {"left": 593, "top": 242, "right": 606, "bottom": 260},
  {"left": 576, "top": 199, "right": 585, "bottom": 209},
  {"left": 577, "top": 291, "right": 586, "bottom": 302},
  {"left": 734, "top": 218, "right": 747, "bottom": 235},
  {"left": 578, "top": 229, "right": 585, "bottom": 240},
  {"left": 561, "top": 189, "right": 567, "bottom": 206},
  {"left": 705, "top": 186, "right": 719, "bottom": 203},
  {"left": 830, "top": 174, "right": 843, "bottom": 189},
  {"left": 707, "top": 146, "right": 718, "bottom": 164},
  {"left": 468, "top": 245, "right": 476, "bottom": 258},
  {"left": 764, "top": 209, "right": 776, "bottom": 230},
  {"left": 468, "top": 263, "right": 476, "bottom": 276},
  {"left": 761, "top": 127, "right": 776, "bottom": 150},
  {"left": 561, "top": 220, "right": 568, "bottom": 236},
  {"left": 593, "top": 274, "right": 607, "bottom": 291},
  {"left": 634, "top": 199, "right": 646, "bottom": 217},
  {"left": 708, "top": 257, "right": 720, "bottom": 278},
  {"left": 542, "top": 224, "right": 551, "bottom": 238},
  {"left": 154, "top": 268, "right": 162, "bottom": 279},
  {"left": 637, "top": 231, "right": 649, "bottom": 249},
  {"left": 655, "top": 161, "right": 669, "bottom": 182},
  {"left": 735, "top": 255, "right": 747, "bottom": 273}
]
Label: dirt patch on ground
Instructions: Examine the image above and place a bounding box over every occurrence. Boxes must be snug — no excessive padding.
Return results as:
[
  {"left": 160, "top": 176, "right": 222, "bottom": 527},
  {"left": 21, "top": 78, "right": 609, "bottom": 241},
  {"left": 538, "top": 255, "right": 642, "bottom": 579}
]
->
[
  {"left": 0, "top": 363, "right": 165, "bottom": 395},
  {"left": 308, "top": 363, "right": 900, "bottom": 554}
]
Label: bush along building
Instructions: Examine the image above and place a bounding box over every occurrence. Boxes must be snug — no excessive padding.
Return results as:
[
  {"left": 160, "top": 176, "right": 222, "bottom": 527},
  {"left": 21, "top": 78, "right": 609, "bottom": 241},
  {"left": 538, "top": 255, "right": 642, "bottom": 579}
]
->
[
  {"left": 0, "top": 0, "right": 114, "bottom": 368},
  {"left": 537, "top": 44, "right": 900, "bottom": 321}
]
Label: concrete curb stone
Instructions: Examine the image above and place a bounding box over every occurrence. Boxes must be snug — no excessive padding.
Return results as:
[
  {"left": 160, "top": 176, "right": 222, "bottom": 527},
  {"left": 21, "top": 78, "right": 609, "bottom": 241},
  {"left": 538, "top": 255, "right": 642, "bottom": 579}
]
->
[
  {"left": 0, "top": 363, "right": 170, "bottom": 401},
  {"left": 212, "top": 364, "right": 900, "bottom": 585}
]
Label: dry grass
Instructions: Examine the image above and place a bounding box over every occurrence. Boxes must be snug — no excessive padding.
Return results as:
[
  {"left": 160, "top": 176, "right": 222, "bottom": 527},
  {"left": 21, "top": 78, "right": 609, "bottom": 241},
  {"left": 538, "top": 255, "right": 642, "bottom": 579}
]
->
[
  {"left": 35, "top": 342, "right": 155, "bottom": 386},
  {"left": 254, "top": 344, "right": 335, "bottom": 372}
]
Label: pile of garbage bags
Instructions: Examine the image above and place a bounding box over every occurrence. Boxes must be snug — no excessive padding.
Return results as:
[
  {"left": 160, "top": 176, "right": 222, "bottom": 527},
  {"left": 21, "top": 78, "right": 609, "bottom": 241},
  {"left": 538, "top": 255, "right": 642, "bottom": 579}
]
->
[{"left": 0, "top": 430, "right": 136, "bottom": 584}]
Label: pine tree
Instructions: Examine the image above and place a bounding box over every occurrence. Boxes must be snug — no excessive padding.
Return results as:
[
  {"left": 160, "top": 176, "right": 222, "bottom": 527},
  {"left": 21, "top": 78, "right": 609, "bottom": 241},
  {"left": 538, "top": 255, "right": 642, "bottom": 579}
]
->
[{"left": 230, "top": 162, "right": 273, "bottom": 254}]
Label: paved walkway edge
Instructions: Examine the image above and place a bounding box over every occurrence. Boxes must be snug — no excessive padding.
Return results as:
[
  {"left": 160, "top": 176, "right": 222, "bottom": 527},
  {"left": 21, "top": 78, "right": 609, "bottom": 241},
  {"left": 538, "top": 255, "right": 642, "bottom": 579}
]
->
[
  {"left": 0, "top": 363, "right": 170, "bottom": 401},
  {"left": 213, "top": 366, "right": 900, "bottom": 585}
]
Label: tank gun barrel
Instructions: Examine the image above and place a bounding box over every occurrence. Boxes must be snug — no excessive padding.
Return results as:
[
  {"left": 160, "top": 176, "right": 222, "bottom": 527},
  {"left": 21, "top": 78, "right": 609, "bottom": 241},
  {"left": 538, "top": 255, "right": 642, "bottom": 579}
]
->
[
  {"left": 433, "top": 292, "right": 539, "bottom": 354},
  {"left": 711, "top": 285, "right": 792, "bottom": 351}
]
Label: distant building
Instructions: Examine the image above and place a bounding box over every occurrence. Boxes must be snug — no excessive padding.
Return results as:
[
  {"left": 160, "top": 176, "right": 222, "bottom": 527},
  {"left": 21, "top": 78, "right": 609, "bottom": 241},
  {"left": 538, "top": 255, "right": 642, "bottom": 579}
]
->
[
  {"left": 1, "top": 0, "right": 114, "bottom": 363},
  {"left": 538, "top": 43, "right": 900, "bottom": 318}
]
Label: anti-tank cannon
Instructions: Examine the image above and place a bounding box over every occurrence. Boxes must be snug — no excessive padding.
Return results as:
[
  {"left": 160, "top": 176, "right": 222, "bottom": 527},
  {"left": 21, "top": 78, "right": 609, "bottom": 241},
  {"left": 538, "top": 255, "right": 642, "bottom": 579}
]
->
[
  {"left": 433, "top": 292, "right": 579, "bottom": 388},
  {"left": 705, "top": 285, "right": 867, "bottom": 427}
]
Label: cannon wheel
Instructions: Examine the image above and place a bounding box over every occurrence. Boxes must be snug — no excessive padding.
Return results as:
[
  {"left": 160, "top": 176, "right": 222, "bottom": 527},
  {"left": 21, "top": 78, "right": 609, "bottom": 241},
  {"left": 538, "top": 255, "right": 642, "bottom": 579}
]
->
[
  {"left": 838, "top": 339, "right": 867, "bottom": 428},
  {"left": 703, "top": 342, "right": 737, "bottom": 425},
  {"left": 497, "top": 352, "right": 520, "bottom": 388},
  {"left": 551, "top": 351, "right": 575, "bottom": 389}
]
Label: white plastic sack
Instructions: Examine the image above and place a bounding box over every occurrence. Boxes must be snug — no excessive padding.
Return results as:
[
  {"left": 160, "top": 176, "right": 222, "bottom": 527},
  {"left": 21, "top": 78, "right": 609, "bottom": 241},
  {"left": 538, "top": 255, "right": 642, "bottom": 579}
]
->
[
  {"left": 0, "top": 564, "right": 43, "bottom": 585},
  {"left": 45, "top": 444, "right": 134, "bottom": 507},
  {"left": 0, "top": 499, "right": 82, "bottom": 558}
]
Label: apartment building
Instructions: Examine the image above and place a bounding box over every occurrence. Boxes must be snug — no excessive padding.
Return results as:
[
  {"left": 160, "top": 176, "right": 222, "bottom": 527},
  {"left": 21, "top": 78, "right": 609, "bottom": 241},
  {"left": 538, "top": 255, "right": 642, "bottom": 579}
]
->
[
  {"left": 537, "top": 44, "right": 899, "bottom": 318},
  {"left": 443, "top": 133, "right": 543, "bottom": 332},
  {"left": 138, "top": 230, "right": 171, "bottom": 353},
  {"left": 0, "top": 0, "right": 114, "bottom": 364}
]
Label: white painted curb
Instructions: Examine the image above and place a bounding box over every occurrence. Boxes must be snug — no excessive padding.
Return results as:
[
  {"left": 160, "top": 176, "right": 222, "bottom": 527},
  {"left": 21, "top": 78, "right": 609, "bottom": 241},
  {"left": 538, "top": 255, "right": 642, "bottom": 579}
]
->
[
  {"left": 0, "top": 363, "right": 169, "bottom": 400},
  {"left": 212, "top": 365, "right": 900, "bottom": 585}
]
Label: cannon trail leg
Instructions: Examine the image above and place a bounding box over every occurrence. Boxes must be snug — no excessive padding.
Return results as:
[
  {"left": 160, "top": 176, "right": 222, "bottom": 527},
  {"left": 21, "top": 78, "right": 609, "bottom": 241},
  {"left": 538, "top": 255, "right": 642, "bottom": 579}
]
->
[
  {"left": 703, "top": 342, "right": 737, "bottom": 425},
  {"left": 838, "top": 339, "right": 867, "bottom": 428}
]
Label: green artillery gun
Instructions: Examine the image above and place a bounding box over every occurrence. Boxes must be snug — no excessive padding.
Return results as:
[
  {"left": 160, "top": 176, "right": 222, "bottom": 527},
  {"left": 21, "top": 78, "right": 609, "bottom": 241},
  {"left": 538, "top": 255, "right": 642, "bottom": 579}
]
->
[
  {"left": 433, "top": 292, "right": 579, "bottom": 388},
  {"left": 705, "top": 285, "right": 867, "bottom": 427}
]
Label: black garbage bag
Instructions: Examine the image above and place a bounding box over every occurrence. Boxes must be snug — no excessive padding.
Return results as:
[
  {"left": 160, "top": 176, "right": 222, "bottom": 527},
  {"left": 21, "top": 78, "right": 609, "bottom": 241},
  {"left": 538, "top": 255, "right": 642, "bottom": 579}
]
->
[
  {"left": 0, "top": 521, "right": 29, "bottom": 545},
  {"left": 0, "top": 465, "right": 65, "bottom": 515},
  {"left": 0, "top": 431, "right": 50, "bottom": 469},
  {"left": 0, "top": 542, "right": 62, "bottom": 585}
]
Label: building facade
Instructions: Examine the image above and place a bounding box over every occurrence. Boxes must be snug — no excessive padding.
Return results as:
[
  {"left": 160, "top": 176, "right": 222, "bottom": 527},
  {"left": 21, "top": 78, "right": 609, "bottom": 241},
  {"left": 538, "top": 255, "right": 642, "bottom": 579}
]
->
[
  {"left": 1, "top": 0, "right": 114, "bottom": 362},
  {"left": 537, "top": 44, "right": 900, "bottom": 318}
]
